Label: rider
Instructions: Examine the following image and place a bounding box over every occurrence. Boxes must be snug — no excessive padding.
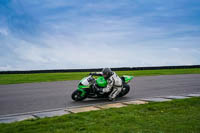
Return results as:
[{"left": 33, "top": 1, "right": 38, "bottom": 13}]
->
[{"left": 90, "top": 68, "right": 123, "bottom": 101}]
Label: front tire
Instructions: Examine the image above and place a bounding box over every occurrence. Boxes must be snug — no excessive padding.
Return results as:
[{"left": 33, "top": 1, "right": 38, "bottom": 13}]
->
[{"left": 71, "top": 90, "right": 87, "bottom": 101}]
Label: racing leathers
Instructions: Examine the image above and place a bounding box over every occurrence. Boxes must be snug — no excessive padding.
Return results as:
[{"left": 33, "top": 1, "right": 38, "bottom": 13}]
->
[{"left": 92, "top": 72, "right": 123, "bottom": 100}]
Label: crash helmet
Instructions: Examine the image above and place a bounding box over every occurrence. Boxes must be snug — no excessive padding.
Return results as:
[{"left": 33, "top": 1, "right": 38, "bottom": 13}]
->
[{"left": 102, "top": 68, "right": 113, "bottom": 79}]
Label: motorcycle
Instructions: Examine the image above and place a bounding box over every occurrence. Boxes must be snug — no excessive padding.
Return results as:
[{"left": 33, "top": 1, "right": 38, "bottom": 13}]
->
[{"left": 71, "top": 74, "right": 134, "bottom": 101}]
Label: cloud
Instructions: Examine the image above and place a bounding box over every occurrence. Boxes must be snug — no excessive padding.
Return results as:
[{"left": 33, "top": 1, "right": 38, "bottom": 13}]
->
[
  {"left": 0, "top": 0, "right": 200, "bottom": 70},
  {"left": 4, "top": 23, "right": 200, "bottom": 70},
  {"left": 0, "top": 28, "right": 8, "bottom": 36}
]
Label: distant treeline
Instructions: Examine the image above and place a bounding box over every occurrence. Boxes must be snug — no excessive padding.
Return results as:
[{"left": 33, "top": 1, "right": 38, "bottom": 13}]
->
[{"left": 0, "top": 65, "right": 200, "bottom": 74}]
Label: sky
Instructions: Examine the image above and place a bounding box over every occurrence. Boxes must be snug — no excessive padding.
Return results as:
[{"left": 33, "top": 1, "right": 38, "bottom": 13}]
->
[{"left": 0, "top": 0, "right": 200, "bottom": 70}]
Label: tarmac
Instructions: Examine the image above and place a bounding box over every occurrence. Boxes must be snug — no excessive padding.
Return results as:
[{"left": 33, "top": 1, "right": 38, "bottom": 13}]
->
[{"left": 0, "top": 74, "right": 200, "bottom": 123}]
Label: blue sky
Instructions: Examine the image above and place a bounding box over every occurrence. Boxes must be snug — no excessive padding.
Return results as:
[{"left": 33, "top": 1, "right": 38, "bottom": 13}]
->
[{"left": 0, "top": 0, "right": 200, "bottom": 70}]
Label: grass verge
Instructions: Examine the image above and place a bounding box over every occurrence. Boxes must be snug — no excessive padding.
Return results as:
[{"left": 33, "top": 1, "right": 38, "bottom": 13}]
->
[
  {"left": 0, "top": 68, "right": 200, "bottom": 84},
  {"left": 0, "top": 97, "right": 200, "bottom": 133}
]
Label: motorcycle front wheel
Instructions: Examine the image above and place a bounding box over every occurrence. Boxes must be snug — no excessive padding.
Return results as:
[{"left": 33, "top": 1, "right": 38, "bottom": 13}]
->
[{"left": 71, "top": 90, "right": 87, "bottom": 101}]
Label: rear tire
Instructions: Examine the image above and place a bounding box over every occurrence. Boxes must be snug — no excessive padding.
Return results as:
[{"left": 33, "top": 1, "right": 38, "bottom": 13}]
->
[
  {"left": 118, "top": 84, "right": 130, "bottom": 97},
  {"left": 71, "top": 90, "right": 87, "bottom": 101}
]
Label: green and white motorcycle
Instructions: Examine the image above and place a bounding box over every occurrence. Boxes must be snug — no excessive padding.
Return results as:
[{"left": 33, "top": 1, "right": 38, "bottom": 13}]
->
[{"left": 71, "top": 74, "right": 134, "bottom": 101}]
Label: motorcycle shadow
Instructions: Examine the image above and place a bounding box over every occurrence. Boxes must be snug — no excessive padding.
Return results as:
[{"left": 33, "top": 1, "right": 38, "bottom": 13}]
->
[{"left": 71, "top": 97, "right": 130, "bottom": 104}]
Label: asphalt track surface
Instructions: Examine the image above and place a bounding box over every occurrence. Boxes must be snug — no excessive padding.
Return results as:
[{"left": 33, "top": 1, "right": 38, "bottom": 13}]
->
[{"left": 0, "top": 74, "right": 200, "bottom": 116}]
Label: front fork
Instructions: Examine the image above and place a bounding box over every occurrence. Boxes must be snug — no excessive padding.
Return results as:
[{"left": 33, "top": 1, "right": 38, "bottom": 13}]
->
[{"left": 77, "top": 86, "right": 87, "bottom": 97}]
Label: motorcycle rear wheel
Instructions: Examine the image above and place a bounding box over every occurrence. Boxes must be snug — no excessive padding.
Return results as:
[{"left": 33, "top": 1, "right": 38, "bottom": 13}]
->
[{"left": 118, "top": 84, "right": 130, "bottom": 97}]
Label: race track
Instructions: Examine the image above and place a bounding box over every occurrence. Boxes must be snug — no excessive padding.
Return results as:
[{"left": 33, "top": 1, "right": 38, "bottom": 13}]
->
[{"left": 0, "top": 74, "right": 200, "bottom": 116}]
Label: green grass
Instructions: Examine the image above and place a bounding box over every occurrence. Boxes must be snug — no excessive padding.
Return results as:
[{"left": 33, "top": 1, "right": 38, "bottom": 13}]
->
[
  {"left": 0, "top": 97, "right": 200, "bottom": 133},
  {"left": 0, "top": 68, "right": 200, "bottom": 84}
]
